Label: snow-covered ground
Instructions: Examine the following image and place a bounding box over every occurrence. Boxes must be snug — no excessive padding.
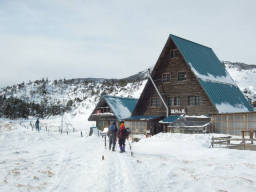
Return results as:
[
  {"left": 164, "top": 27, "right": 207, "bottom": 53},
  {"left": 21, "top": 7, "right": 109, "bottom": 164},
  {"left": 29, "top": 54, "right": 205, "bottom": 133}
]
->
[{"left": 1, "top": 120, "right": 256, "bottom": 192}]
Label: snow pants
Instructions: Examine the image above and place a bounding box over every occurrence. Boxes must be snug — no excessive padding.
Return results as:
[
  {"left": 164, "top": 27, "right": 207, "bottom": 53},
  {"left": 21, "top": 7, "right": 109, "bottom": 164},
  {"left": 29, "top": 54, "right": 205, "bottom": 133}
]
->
[
  {"left": 109, "top": 135, "right": 116, "bottom": 150},
  {"left": 119, "top": 138, "right": 126, "bottom": 152}
]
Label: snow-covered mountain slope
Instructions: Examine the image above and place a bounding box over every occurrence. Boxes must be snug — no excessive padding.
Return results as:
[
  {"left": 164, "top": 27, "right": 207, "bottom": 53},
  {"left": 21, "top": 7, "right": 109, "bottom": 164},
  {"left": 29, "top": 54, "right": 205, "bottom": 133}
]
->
[
  {"left": 224, "top": 61, "right": 256, "bottom": 101},
  {"left": 0, "top": 61, "right": 255, "bottom": 122},
  {"left": 0, "top": 77, "right": 147, "bottom": 118},
  {"left": 1, "top": 122, "right": 256, "bottom": 192}
]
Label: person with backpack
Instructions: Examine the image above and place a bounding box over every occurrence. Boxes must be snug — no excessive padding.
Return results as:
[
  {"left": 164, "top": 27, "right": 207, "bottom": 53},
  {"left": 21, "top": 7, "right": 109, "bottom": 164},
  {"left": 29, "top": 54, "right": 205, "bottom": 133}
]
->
[
  {"left": 118, "top": 121, "right": 129, "bottom": 153},
  {"left": 108, "top": 121, "right": 117, "bottom": 151}
]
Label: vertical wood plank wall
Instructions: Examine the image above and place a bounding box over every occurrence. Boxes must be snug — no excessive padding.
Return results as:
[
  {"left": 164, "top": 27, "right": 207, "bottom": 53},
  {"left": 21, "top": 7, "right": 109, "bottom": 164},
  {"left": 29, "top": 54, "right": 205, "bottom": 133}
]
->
[{"left": 212, "top": 112, "right": 256, "bottom": 135}]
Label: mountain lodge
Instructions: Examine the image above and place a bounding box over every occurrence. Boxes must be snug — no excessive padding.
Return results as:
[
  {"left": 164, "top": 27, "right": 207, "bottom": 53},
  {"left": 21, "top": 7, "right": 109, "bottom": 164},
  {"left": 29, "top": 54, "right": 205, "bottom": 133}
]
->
[{"left": 89, "top": 34, "right": 253, "bottom": 135}]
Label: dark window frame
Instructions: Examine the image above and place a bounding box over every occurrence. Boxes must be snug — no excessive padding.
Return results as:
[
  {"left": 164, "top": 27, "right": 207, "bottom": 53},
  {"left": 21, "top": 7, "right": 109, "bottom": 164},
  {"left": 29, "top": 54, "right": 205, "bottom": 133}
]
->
[
  {"left": 170, "top": 49, "right": 178, "bottom": 58},
  {"left": 162, "top": 73, "right": 171, "bottom": 82},
  {"left": 178, "top": 72, "right": 187, "bottom": 81},
  {"left": 151, "top": 97, "right": 160, "bottom": 107},
  {"left": 188, "top": 96, "right": 201, "bottom": 105},
  {"left": 168, "top": 96, "right": 181, "bottom": 106}
]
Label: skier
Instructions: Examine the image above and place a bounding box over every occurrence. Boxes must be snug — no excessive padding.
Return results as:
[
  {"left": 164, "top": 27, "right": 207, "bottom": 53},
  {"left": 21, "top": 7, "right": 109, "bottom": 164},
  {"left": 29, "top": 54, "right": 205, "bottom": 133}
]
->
[
  {"left": 108, "top": 121, "right": 117, "bottom": 151},
  {"left": 118, "top": 121, "right": 129, "bottom": 153},
  {"left": 35, "top": 118, "right": 40, "bottom": 132}
]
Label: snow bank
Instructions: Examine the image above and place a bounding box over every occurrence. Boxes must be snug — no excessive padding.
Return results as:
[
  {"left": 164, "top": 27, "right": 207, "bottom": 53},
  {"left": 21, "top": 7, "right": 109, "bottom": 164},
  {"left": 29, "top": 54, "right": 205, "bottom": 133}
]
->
[{"left": 133, "top": 133, "right": 212, "bottom": 160}]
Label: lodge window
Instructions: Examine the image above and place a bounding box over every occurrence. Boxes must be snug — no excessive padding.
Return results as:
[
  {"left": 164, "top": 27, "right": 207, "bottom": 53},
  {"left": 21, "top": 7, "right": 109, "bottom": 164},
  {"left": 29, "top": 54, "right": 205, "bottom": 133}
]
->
[
  {"left": 151, "top": 97, "right": 160, "bottom": 107},
  {"left": 168, "top": 96, "right": 181, "bottom": 106},
  {"left": 162, "top": 73, "right": 171, "bottom": 82},
  {"left": 170, "top": 49, "right": 178, "bottom": 58},
  {"left": 178, "top": 72, "right": 186, "bottom": 81},
  {"left": 188, "top": 96, "right": 201, "bottom": 105},
  {"left": 95, "top": 107, "right": 110, "bottom": 113}
]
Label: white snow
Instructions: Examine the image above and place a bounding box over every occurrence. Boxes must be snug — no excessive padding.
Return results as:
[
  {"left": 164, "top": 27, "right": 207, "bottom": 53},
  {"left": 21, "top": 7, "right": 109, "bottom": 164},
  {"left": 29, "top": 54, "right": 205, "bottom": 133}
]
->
[
  {"left": 92, "top": 112, "right": 115, "bottom": 116},
  {"left": 107, "top": 97, "right": 132, "bottom": 120},
  {"left": 184, "top": 115, "right": 209, "bottom": 118},
  {"left": 188, "top": 62, "right": 236, "bottom": 86},
  {"left": 216, "top": 102, "right": 250, "bottom": 113},
  {"left": 1, "top": 120, "right": 256, "bottom": 192}
]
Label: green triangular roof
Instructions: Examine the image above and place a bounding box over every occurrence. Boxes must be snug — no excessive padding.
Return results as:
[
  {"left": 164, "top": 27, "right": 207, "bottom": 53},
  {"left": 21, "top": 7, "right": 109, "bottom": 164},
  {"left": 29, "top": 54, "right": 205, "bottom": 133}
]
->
[
  {"left": 170, "top": 34, "right": 253, "bottom": 113},
  {"left": 132, "top": 34, "right": 253, "bottom": 115}
]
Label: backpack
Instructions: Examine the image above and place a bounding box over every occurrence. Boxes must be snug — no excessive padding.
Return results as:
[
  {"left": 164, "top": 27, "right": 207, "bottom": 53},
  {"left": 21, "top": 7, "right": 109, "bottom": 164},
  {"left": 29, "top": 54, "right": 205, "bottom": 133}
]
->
[
  {"left": 109, "top": 124, "right": 115, "bottom": 131},
  {"left": 119, "top": 128, "right": 128, "bottom": 139}
]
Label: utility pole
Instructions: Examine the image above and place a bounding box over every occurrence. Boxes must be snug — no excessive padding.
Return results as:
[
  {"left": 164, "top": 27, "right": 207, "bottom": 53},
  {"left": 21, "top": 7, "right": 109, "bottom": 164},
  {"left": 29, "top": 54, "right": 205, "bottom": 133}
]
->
[{"left": 60, "top": 81, "right": 64, "bottom": 133}]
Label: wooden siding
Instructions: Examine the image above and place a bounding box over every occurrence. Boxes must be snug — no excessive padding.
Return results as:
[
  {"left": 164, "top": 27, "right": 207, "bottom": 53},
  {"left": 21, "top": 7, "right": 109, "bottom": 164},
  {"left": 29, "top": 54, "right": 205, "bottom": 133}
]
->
[
  {"left": 134, "top": 38, "right": 217, "bottom": 116},
  {"left": 125, "top": 121, "right": 148, "bottom": 135},
  {"left": 211, "top": 112, "right": 256, "bottom": 136},
  {"left": 96, "top": 120, "right": 111, "bottom": 131}
]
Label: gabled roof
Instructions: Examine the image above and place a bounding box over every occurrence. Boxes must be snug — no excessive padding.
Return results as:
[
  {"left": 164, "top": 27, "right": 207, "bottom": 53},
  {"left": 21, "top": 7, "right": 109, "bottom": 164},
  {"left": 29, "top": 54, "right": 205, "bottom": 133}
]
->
[
  {"left": 103, "top": 96, "right": 138, "bottom": 120},
  {"left": 169, "top": 34, "right": 253, "bottom": 113},
  {"left": 132, "top": 34, "right": 252, "bottom": 115}
]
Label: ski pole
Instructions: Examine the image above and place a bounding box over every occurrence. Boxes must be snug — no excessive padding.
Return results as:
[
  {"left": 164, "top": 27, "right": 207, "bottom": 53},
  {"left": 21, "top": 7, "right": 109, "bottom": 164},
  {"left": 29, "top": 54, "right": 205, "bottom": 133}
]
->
[{"left": 128, "top": 139, "right": 133, "bottom": 156}]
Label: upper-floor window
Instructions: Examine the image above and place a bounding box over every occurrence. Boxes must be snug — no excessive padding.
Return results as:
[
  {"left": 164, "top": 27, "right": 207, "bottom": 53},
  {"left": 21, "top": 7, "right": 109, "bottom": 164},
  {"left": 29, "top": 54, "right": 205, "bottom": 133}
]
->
[
  {"left": 170, "top": 49, "right": 178, "bottom": 58},
  {"left": 188, "top": 96, "right": 201, "bottom": 105},
  {"left": 162, "top": 73, "right": 171, "bottom": 82},
  {"left": 151, "top": 97, "right": 160, "bottom": 107},
  {"left": 178, "top": 72, "right": 187, "bottom": 81},
  {"left": 168, "top": 96, "right": 181, "bottom": 106}
]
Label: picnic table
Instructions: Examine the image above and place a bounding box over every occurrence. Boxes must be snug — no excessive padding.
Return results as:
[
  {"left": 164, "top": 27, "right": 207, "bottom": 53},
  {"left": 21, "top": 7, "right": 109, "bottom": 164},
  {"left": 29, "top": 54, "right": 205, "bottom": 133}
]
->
[{"left": 241, "top": 129, "right": 256, "bottom": 144}]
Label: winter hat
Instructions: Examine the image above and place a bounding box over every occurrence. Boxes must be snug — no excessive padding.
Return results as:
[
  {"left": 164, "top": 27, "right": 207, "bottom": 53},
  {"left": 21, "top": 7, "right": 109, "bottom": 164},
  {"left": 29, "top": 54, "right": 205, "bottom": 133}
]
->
[{"left": 120, "top": 122, "right": 125, "bottom": 130}]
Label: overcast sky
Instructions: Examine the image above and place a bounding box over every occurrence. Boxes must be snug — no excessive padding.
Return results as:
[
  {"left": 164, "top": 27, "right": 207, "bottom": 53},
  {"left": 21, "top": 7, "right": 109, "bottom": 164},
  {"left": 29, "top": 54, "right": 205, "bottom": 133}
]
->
[{"left": 0, "top": 0, "right": 255, "bottom": 87}]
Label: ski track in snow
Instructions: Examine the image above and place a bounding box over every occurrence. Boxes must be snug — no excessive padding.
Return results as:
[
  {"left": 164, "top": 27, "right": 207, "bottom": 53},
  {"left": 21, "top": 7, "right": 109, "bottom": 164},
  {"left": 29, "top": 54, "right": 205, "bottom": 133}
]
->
[{"left": 1, "top": 121, "right": 256, "bottom": 192}]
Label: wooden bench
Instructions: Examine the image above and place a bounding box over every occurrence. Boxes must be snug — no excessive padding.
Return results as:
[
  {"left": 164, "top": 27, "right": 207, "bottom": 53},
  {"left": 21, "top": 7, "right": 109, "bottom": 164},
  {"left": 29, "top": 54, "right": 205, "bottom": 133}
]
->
[{"left": 211, "top": 136, "right": 232, "bottom": 148}]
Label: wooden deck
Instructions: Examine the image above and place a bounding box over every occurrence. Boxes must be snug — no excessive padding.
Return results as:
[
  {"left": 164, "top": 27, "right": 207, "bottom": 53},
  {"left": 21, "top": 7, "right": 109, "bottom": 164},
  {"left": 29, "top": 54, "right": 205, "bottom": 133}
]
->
[
  {"left": 211, "top": 136, "right": 256, "bottom": 151},
  {"left": 227, "top": 144, "right": 256, "bottom": 151}
]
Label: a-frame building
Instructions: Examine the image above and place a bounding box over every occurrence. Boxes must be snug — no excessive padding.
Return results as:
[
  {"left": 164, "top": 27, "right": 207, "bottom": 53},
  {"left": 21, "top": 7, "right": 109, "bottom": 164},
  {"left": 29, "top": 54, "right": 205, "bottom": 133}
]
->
[{"left": 125, "top": 34, "right": 253, "bottom": 135}]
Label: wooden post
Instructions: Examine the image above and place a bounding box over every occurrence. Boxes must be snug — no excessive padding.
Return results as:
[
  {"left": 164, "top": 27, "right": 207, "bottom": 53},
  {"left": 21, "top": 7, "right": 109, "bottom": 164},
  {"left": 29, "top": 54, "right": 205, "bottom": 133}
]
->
[
  {"left": 243, "top": 115, "right": 247, "bottom": 130},
  {"left": 226, "top": 115, "right": 229, "bottom": 134},
  {"left": 104, "top": 135, "right": 106, "bottom": 149},
  {"left": 227, "top": 137, "right": 230, "bottom": 145},
  {"left": 250, "top": 131, "right": 253, "bottom": 144},
  {"left": 210, "top": 117, "right": 214, "bottom": 133},
  {"left": 242, "top": 130, "right": 245, "bottom": 143},
  {"left": 81, "top": 131, "right": 83, "bottom": 137}
]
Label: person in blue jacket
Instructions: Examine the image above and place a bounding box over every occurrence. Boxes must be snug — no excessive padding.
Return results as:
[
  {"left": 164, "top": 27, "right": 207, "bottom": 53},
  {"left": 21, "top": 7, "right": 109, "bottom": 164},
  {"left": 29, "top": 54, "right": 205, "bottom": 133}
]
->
[{"left": 108, "top": 121, "right": 117, "bottom": 151}]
